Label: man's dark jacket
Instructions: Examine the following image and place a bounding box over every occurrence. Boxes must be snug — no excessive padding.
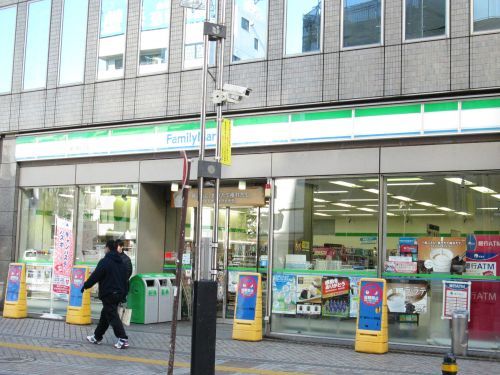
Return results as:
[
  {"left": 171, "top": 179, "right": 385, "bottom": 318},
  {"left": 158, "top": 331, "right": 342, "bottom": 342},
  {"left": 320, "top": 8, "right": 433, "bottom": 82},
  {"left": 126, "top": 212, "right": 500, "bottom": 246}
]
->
[
  {"left": 83, "top": 250, "right": 127, "bottom": 300},
  {"left": 120, "top": 252, "right": 133, "bottom": 281}
]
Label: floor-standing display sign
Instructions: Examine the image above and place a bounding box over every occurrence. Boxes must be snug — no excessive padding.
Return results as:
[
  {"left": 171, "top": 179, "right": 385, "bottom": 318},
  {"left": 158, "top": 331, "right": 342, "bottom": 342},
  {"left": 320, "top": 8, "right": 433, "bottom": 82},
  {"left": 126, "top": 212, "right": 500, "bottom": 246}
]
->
[
  {"left": 355, "top": 278, "right": 388, "bottom": 354},
  {"left": 3, "top": 263, "right": 28, "bottom": 318},
  {"left": 442, "top": 281, "right": 472, "bottom": 320},
  {"left": 66, "top": 266, "right": 91, "bottom": 325},
  {"left": 232, "top": 272, "right": 262, "bottom": 341}
]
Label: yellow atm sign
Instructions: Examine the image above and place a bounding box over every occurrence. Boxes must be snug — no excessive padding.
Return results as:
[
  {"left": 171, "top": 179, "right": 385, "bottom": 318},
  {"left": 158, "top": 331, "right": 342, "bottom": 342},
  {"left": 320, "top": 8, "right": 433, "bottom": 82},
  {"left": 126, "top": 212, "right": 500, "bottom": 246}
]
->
[{"left": 221, "top": 118, "right": 231, "bottom": 166}]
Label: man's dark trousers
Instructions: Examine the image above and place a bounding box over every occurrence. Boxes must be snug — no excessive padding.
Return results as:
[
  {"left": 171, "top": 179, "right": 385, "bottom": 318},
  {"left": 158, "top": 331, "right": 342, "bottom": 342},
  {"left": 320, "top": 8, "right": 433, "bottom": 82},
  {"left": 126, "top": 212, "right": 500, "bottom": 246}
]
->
[{"left": 94, "top": 292, "right": 128, "bottom": 340}]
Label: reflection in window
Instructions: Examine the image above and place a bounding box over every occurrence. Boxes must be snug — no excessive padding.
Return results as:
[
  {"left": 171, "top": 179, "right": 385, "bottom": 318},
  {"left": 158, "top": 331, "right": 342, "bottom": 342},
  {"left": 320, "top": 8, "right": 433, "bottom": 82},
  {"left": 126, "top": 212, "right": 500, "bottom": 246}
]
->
[
  {"left": 0, "top": 6, "right": 17, "bottom": 93},
  {"left": 139, "top": 0, "right": 170, "bottom": 75},
  {"left": 98, "top": 0, "right": 127, "bottom": 80},
  {"left": 18, "top": 187, "right": 75, "bottom": 314},
  {"left": 183, "top": 0, "right": 217, "bottom": 69},
  {"left": 23, "top": 0, "right": 51, "bottom": 90},
  {"left": 285, "top": 0, "right": 322, "bottom": 55},
  {"left": 473, "top": 0, "right": 500, "bottom": 33},
  {"left": 405, "top": 0, "right": 447, "bottom": 40},
  {"left": 343, "top": 0, "right": 382, "bottom": 48},
  {"left": 232, "top": 0, "right": 268, "bottom": 62},
  {"left": 59, "top": 0, "right": 89, "bottom": 85}
]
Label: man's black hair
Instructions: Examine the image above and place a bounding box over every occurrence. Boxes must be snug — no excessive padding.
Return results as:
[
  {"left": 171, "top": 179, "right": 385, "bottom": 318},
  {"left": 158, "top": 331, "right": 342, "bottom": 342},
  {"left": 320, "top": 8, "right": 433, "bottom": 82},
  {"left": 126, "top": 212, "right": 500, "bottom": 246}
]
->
[
  {"left": 105, "top": 239, "right": 116, "bottom": 252},
  {"left": 115, "top": 239, "right": 124, "bottom": 248}
]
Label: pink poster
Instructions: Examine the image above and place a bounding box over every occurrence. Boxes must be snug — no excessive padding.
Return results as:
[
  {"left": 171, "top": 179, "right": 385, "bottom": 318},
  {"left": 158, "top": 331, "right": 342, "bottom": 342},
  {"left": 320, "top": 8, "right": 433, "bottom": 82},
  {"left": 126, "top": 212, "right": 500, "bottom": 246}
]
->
[
  {"left": 53, "top": 217, "right": 74, "bottom": 295},
  {"left": 466, "top": 235, "right": 500, "bottom": 276}
]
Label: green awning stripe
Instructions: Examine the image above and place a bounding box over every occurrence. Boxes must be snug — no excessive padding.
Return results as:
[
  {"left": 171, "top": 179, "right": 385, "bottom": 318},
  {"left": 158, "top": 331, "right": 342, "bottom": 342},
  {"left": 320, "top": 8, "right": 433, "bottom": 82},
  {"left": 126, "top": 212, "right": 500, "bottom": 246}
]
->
[
  {"left": 16, "top": 136, "right": 38, "bottom": 144},
  {"left": 233, "top": 115, "right": 289, "bottom": 127},
  {"left": 474, "top": 230, "right": 500, "bottom": 235},
  {"left": 355, "top": 104, "right": 421, "bottom": 117},
  {"left": 462, "top": 98, "right": 500, "bottom": 110},
  {"left": 424, "top": 102, "right": 458, "bottom": 113},
  {"left": 37, "top": 134, "right": 67, "bottom": 143},
  {"left": 112, "top": 126, "right": 155, "bottom": 136},
  {"left": 291, "top": 110, "right": 352, "bottom": 122},
  {"left": 68, "top": 130, "right": 109, "bottom": 140}
]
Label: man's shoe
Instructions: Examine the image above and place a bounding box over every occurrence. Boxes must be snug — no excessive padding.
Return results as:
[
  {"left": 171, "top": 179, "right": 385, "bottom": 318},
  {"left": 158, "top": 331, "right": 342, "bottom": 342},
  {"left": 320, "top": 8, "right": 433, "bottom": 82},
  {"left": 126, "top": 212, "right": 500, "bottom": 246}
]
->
[
  {"left": 86, "top": 335, "right": 102, "bottom": 345},
  {"left": 114, "top": 338, "right": 129, "bottom": 349}
]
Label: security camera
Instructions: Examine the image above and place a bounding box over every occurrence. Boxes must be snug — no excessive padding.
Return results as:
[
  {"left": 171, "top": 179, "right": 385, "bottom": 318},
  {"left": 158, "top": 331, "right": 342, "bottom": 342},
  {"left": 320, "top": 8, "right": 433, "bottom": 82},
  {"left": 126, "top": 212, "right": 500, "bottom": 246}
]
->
[
  {"left": 211, "top": 83, "right": 251, "bottom": 104},
  {"left": 223, "top": 83, "right": 251, "bottom": 97}
]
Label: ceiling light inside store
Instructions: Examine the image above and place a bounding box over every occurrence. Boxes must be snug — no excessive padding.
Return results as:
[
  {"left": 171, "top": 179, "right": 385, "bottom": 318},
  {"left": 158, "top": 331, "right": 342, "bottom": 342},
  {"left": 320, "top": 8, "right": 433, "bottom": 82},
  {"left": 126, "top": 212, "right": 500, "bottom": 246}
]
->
[
  {"left": 238, "top": 180, "right": 246, "bottom": 190},
  {"left": 314, "top": 212, "right": 331, "bottom": 217},
  {"left": 314, "top": 190, "right": 348, "bottom": 194},
  {"left": 316, "top": 209, "right": 350, "bottom": 212},
  {"left": 357, "top": 207, "right": 377, "bottom": 212},
  {"left": 314, "top": 205, "right": 326, "bottom": 208},
  {"left": 389, "top": 208, "right": 426, "bottom": 212},
  {"left": 329, "top": 181, "right": 362, "bottom": 188},
  {"left": 314, "top": 198, "right": 330, "bottom": 203},
  {"left": 366, "top": 204, "right": 399, "bottom": 207},
  {"left": 411, "top": 213, "right": 446, "bottom": 216},
  {"left": 387, "top": 212, "right": 398, "bottom": 216},
  {"left": 58, "top": 194, "right": 74, "bottom": 198},
  {"left": 332, "top": 203, "right": 355, "bottom": 208},
  {"left": 361, "top": 178, "right": 423, "bottom": 182},
  {"left": 363, "top": 189, "right": 379, "bottom": 194},
  {"left": 455, "top": 212, "right": 471, "bottom": 216},
  {"left": 437, "top": 207, "right": 454, "bottom": 212},
  {"left": 445, "top": 178, "right": 475, "bottom": 186},
  {"left": 387, "top": 182, "right": 435, "bottom": 186},
  {"left": 341, "top": 213, "right": 372, "bottom": 216},
  {"left": 417, "top": 202, "right": 437, "bottom": 207},
  {"left": 340, "top": 198, "right": 378, "bottom": 202},
  {"left": 392, "top": 196, "right": 416, "bottom": 202},
  {"left": 471, "top": 186, "right": 497, "bottom": 194},
  {"left": 477, "top": 207, "right": 499, "bottom": 210},
  {"left": 492, "top": 194, "right": 500, "bottom": 200}
]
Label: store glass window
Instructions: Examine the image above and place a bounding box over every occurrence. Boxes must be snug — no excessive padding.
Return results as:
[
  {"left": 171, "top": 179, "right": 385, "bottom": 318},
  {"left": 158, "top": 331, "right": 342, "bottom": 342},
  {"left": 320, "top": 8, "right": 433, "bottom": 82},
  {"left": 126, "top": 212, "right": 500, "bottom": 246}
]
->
[
  {"left": 405, "top": 0, "right": 447, "bottom": 40},
  {"left": 23, "top": 0, "right": 51, "bottom": 90},
  {"left": 0, "top": 6, "right": 17, "bottom": 94},
  {"left": 232, "top": 0, "right": 268, "bottom": 62},
  {"left": 285, "top": 0, "right": 322, "bottom": 55},
  {"left": 18, "top": 187, "right": 76, "bottom": 315},
  {"left": 271, "top": 177, "right": 378, "bottom": 338},
  {"left": 473, "top": 0, "right": 500, "bottom": 33},
  {"left": 97, "top": 0, "right": 127, "bottom": 80},
  {"left": 383, "top": 174, "right": 500, "bottom": 350},
  {"left": 59, "top": 0, "right": 89, "bottom": 85},
  {"left": 138, "top": 0, "right": 170, "bottom": 75},
  {"left": 342, "top": 0, "right": 382, "bottom": 48},
  {"left": 183, "top": 0, "right": 217, "bottom": 70}
]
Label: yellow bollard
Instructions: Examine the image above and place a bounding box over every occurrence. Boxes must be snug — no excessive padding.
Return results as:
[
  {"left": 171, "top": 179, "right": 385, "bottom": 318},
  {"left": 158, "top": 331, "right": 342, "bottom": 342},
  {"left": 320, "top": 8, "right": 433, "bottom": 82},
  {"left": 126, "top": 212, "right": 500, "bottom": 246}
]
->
[
  {"left": 232, "top": 272, "right": 263, "bottom": 342},
  {"left": 442, "top": 353, "right": 459, "bottom": 375},
  {"left": 3, "top": 263, "right": 28, "bottom": 319},
  {"left": 66, "top": 266, "right": 92, "bottom": 325}
]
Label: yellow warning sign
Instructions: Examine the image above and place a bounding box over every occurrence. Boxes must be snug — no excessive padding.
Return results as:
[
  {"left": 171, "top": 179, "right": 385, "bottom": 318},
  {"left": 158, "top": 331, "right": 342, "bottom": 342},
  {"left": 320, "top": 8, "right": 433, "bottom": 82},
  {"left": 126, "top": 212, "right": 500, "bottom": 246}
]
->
[{"left": 221, "top": 118, "right": 231, "bottom": 166}]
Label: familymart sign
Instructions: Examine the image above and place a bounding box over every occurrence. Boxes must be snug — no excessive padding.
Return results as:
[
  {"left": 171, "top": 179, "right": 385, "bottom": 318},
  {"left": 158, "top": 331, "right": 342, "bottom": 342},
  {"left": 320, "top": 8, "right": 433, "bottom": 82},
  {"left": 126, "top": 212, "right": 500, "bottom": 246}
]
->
[{"left": 15, "top": 98, "right": 500, "bottom": 161}]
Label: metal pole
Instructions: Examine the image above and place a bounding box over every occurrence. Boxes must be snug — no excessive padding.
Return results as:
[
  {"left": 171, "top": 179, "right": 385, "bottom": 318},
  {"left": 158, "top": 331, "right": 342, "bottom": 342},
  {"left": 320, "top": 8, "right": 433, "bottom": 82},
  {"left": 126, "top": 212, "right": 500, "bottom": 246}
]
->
[
  {"left": 211, "top": 0, "right": 226, "bottom": 282},
  {"left": 195, "top": 1, "right": 211, "bottom": 282},
  {"left": 264, "top": 179, "right": 275, "bottom": 336}
]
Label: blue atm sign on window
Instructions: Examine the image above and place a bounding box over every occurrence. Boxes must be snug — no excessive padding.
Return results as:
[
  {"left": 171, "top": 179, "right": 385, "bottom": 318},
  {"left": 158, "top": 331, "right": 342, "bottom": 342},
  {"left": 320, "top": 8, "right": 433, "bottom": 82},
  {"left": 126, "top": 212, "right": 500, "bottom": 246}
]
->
[
  {"left": 358, "top": 281, "right": 384, "bottom": 331},
  {"left": 69, "top": 267, "right": 86, "bottom": 307},
  {"left": 235, "top": 275, "right": 258, "bottom": 320}
]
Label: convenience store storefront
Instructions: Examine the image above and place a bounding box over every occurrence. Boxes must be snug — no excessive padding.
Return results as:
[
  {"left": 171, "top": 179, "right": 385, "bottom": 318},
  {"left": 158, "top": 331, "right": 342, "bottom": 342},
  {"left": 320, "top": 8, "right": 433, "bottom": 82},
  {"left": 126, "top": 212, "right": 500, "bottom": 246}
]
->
[{"left": 13, "top": 97, "right": 500, "bottom": 352}]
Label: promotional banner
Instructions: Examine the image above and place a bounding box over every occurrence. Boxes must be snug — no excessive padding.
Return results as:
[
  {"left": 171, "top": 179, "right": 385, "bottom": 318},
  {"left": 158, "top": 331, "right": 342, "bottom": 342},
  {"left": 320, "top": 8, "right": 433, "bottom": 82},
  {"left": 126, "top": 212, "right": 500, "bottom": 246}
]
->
[
  {"left": 322, "top": 277, "right": 350, "bottom": 318},
  {"left": 272, "top": 274, "right": 297, "bottom": 315},
  {"left": 465, "top": 234, "right": 500, "bottom": 276},
  {"left": 296, "top": 275, "right": 322, "bottom": 315},
  {"left": 53, "top": 217, "right": 75, "bottom": 296},
  {"left": 358, "top": 280, "right": 384, "bottom": 331},
  {"left": 386, "top": 281, "right": 428, "bottom": 314},
  {"left": 417, "top": 237, "right": 466, "bottom": 273},
  {"left": 349, "top": 276, "right": 362, "bottom": 318},
  {"left": 69, "top": 267, "right": 86, "bottom": 307},
  {"left": 235, "top": 274, "right": 258, "bottom": 321},
  {"left": 6, "top": 264, "right": 23, "bottom": 302},
  {"left": 469, "top": 281, "right": 500, "bottom": 340},
  {"left": 442, "top": 281, "right": 471, "bottom": 320}
]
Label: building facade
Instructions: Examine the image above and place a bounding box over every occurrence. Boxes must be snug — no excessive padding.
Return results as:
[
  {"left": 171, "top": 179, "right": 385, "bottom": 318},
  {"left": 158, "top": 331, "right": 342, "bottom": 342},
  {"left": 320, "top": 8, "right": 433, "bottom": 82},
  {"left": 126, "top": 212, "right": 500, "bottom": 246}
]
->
[{"left": 1, "top": 0, "right": 499, "bottom": 353}]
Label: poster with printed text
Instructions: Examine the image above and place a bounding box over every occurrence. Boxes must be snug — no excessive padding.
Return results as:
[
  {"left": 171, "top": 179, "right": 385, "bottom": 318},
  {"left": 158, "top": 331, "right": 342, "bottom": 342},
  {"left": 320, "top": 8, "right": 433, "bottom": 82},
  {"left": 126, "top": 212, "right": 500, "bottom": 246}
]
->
[
  {"left": 349, "top": 276, "right": 362, "bottom": 318},
  {"left": 322, "top": 277, "right": 350, "bottom": 318},
  {"left": 465, "top": 234, "right": 500, "bottom": 276},
  {"left": 272, "top": 274, "right": 297, "bottom": 315}
]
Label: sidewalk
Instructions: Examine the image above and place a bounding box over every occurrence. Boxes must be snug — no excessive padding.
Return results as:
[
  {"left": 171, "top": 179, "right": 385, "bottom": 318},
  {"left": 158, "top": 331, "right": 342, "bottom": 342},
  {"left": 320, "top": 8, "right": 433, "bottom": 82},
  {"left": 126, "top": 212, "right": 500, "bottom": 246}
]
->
[{"left": 0, "top": 317, "right": 498, "bottom": 375}]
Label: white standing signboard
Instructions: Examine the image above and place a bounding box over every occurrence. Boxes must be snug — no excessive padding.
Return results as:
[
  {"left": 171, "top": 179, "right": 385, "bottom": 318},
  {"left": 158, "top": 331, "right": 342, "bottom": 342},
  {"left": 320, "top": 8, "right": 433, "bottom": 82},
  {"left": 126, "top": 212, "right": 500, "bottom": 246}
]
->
[{"left": 442, "top": 280, "right": 471, "bottom": 321}]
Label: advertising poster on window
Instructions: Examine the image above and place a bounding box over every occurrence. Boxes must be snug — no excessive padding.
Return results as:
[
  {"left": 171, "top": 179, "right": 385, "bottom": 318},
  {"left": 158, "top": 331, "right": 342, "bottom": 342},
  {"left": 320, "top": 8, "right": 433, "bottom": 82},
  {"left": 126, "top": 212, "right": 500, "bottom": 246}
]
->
[
  {"left": 322, "top": 277, "right": 350, "bottom": 318},
  {"left": 417, "top": 237, "right": 466, "bottom": 273},
  {"left": 349, "top": 276, "right": 362, "bottom": 318},
  {"left": 465, "top": 234, "right": 500, "bottom": 276},
  {"left": 296, "top": 275, "right": 322, "bottom": 315},
  {"left": 52, "top": 217, "right": 75, "bottom": 297},
  {"left": 235, "top": 274, "right": 258, "bottom": 321},
  {"left": 442, "top": 281, "right": 471, "bottom": 321},
  {"left": 469, "top": 281, "right": 500, "bottom": 340},
  {"left": 386, "top": 281, "right": 428, "bottom": 314},
  {"left": 272, "top": 274, "right": 297, "bottom": 315},
  {"left": 6, "top": 264, "right": 23, "bottom": 302}
]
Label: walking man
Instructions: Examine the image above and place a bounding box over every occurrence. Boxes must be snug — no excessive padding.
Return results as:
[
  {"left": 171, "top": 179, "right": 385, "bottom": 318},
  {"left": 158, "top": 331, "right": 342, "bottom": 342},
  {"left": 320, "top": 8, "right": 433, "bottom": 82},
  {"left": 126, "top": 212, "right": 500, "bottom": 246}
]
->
[
  {"left": 116, "top": 239, "right": 133, "bottom": 286},
  {"left": 82, "top": 240, "right": 129, "bottom": 349}
]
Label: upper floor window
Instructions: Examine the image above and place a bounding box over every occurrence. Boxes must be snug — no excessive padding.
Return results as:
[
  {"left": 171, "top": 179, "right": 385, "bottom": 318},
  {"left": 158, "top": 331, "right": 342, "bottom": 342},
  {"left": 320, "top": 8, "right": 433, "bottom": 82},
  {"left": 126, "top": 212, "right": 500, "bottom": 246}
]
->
[
  {"left": 342, "top": 0, "right": 382, "bottom": 49},
  {"left": 183, "top": 0, "right": 217, "bottom": 70},
  {"left": 473, "top": 0, "right": 500, "bottom": 33},
  {"left": 0, "top": 6, "right": 17, "bottom": 94},
  {"left": 59, "top": 0, "right": 89, "bottom": 85},
  {"left": 97, "top": 0, "right": 127, "bottom": 80},
  {"left": 139, "top": 0, "right": 171, "bottom": 75},
  {"left": 232, "top": 0, "right": 268, "bottom": 62},
  {"left": 405, "top": 0, "right": 448, "bottom": 41},
  {"left": 285, "top": 0, "right": 322, "bottom": 56},
  {"left": 23, "top": 0, "right": 51, "bottom": 90}
]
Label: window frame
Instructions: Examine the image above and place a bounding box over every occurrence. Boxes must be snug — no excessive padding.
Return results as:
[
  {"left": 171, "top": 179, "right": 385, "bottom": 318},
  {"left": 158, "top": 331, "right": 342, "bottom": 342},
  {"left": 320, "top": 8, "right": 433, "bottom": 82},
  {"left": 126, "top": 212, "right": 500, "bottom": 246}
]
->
[
  {"left": 0, "top": 4, "right": 17, "bottom": 95},
  {"left": 137, "top": 0, "right": 171, "bottom": 77},
  {"left": 95, "top": 0, "right": 128, "bottom": 82},
  {"left": 403, "top": 0, "right": 449, "bottom": 43},
  {"left": 230, "top": 0, "right": 269, "bottom": 64},
  {"left": 57, "top": 0, "right": 89, "bottom": 86},
  {"left": 283, "top": 0, "right": 324, "bottom": 57},
  {"left": 340, "top": 0, "right": 385, "bottom": 51},
  {"left": 22, "top": 0, "right": 52, "bottom": 92},
  {"left": 471, "top": 0, "right": 500, "bottom": 35}
]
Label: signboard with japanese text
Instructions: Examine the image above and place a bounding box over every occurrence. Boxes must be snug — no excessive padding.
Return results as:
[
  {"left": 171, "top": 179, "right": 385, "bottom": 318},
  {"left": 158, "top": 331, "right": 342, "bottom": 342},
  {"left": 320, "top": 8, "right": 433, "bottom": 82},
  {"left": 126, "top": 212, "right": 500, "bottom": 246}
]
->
[
  {"left": 272, "top": 274, "right": 297, "bottom": 315},
  {"left": 442, "top": 280, "right": 471, "bottom": 321},
  {"left": 235, "top": 274, "right": 258, "bottom": 321},
  {"left": 466, "top": 234, "right": 500, "bottom": 276},
  {"left": 6, "top": 264, "right": 23, "bottom": 302},
  {"left": 221, "top": 118, "right": 232, "bottom": 166},
  {"left": 358, "top": 280, "right": 384, "bottom": 331},
  {"left": 53, "top": 217, "right": 75, "bottom": 296},
  {"left": 69, "top": 267, "right": 86, "bottom": 307},
  {"left": 322, "top": 276, "right": 350, "bottom": 318}
]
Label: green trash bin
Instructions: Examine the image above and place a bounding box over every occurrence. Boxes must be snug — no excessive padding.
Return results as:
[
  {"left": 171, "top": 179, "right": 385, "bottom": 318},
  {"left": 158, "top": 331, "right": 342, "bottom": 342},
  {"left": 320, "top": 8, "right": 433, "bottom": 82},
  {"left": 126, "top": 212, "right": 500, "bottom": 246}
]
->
[{"left": 128, "top": 274, "right": 159, "bottom": 324}]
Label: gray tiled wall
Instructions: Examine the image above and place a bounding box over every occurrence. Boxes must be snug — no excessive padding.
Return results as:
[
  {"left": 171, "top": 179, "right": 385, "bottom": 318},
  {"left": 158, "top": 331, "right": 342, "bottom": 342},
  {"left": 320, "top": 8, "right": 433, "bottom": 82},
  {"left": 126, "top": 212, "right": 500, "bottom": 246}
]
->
[{"left": 0, "top": 0, "right": 499, "bottom": 132}]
